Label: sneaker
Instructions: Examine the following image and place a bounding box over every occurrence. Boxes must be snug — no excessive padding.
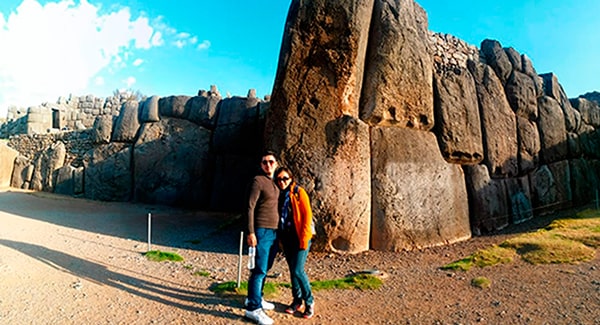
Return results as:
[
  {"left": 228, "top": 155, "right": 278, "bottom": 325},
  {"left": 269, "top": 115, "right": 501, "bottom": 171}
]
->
[
  {"left": 244, "top": 298, "right": 275, "bottom": 311},
  {"left": 284, "top": 300, "right": 302, "bottom": 314},
  {"left": 302, "top": 304, "right": 314, "bottom": 319},
  {"left": 245, "top": 308, "right": 274, "bottom": 325}
]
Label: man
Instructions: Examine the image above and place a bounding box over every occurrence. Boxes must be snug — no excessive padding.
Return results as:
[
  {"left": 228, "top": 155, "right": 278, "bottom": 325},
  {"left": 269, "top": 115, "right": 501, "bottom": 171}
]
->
[{"left": 244, "top": 150, "right": 280, "bottom": 325}]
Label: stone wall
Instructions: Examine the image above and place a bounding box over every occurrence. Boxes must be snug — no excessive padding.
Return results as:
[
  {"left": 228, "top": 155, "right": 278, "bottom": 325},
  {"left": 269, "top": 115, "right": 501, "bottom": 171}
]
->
[{"left": 1, "top": 0, "right": 600, "bottom": 254}]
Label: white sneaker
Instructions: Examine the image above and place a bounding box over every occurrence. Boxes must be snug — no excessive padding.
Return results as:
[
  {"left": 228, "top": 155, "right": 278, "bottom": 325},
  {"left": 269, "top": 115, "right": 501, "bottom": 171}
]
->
[
  {"left": 244, "top": 308, "right": 274, "bottom": 325},
  {"left": 244, "top": 298, "right": 275, "bottom": 310}
]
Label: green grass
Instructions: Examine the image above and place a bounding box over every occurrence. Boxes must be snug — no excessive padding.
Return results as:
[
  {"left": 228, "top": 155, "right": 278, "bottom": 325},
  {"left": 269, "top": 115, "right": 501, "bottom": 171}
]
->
[
  {"left": 143, "top": 250, "right": 184, "bottom": 262},
  {"left": 210, "top": 274, "right": 382, "bottom": 297},
  {"left": 441, "top": 209, "right": 600, "bottom": 270},
  {"left": 311, "top": 274, "right": 382, "bottom": 291},
  {"left": 193, "top": 270, "right": 211, "bottom": 277},
  {"left": 471, "top": 276, "right": 491, "bottom": 289},
  {"left": 211, "top": 280, "right": 279, "bottom": 297},
  {"left": 440, "top": 245, "right": 514, "bottom": 271}
]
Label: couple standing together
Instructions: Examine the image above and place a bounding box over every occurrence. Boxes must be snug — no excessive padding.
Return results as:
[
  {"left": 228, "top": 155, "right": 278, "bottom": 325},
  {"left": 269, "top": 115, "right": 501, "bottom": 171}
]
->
[{"left": 244, "top": 151, "right": 315, "bottom": 325}]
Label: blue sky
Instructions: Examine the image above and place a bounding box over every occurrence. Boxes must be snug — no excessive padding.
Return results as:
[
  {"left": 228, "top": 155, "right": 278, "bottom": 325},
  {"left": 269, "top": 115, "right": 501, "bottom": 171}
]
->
[{"left": 0, "top": 0, "right": 598, "bottom": 116}]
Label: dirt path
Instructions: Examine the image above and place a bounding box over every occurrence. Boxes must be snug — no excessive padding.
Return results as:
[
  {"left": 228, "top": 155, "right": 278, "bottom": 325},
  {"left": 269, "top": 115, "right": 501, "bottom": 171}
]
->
[{"left": 0, "top": 189, "right": 599, "bottom": 324}]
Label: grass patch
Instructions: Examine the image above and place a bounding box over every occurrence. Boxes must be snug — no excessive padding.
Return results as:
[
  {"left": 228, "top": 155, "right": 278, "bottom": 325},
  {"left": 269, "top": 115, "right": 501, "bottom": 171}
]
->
[
  {"left": 143, "top": 250, "right": 184, "bottom": 262},
  {"left": 471, "top": 276, "right": 491, "bottom": 289},
  {"left": 311, "top": 274, "right": 382, "bottom": 291},
  {"left": 209, "top": 274, "right": 382, "bottom": 297},
  {"left": 210, "top": 281, "right": 279, "bottom": 297},
  {"left": 441, "top": 245, "right": 514, "bottom": 271},
  {"left": 442, "top": 208, "right": 600, "bottom": 270},
  {"left": 193, "top": 270, "right": 211, "bottom": 277},
  {"left": 501, "top": 232, "right": 595, "bottom": 264}
]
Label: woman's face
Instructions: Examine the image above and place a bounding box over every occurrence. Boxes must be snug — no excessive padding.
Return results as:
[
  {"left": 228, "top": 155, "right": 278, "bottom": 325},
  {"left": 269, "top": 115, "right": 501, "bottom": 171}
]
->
[{"left": 276, "top": 171, "right": 292, "bottom": 190}]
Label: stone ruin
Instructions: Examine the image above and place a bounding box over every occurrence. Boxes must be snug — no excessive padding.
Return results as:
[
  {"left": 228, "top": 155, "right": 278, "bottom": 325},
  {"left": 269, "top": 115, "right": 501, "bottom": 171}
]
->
[{"left": 1, "top": 0, "right": 600, "bottom": 254}]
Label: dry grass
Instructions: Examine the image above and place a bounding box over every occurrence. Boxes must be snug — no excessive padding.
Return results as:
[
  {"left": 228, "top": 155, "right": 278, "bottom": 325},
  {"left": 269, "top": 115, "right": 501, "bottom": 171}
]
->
[{"left": 442, "top": 208, "right": 600, "bottom": 270}]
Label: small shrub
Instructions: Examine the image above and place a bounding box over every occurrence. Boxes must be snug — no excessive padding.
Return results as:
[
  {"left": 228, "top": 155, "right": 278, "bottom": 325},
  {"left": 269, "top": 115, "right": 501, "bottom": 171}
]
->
[
  {"left": 471, "top": 276, "right": 491, "bottom": 289},
  {"left": 143, "top": 250, "right": 183, "bottom": 262}
]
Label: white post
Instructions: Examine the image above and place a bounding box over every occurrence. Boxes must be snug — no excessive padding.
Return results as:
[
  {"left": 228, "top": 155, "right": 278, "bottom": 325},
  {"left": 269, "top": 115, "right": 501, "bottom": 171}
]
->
[
  {"left": 147, "top": 213, "right": 152, "bottom": 252},
  {"left": 237, "top": 231, "right": 244, "bottom": 288}
]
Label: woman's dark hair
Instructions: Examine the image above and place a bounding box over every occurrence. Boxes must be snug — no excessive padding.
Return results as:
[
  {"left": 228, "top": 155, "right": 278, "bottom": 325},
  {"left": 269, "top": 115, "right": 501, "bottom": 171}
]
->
[{"left": 274, "top": 166, "right": 294, "bottom": 181}]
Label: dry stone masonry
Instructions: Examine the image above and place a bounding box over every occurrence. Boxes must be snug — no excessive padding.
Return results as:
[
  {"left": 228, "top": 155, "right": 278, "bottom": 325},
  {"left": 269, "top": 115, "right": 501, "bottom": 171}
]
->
[{"left": 2, "top": 0, "right": 600, "bottom": 253}]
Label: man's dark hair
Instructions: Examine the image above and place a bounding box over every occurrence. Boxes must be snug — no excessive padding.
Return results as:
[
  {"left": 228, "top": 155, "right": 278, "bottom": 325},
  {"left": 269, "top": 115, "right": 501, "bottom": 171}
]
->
[{"left": 261, "top": 150, "right": 278, "bottom": 161}]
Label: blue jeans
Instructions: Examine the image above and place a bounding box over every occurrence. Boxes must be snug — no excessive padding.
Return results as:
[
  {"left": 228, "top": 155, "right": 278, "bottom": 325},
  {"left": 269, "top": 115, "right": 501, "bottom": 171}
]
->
[
  {"left": 282, "top": 238, "right": 313, "bottom": 305},
  {"left": 246, "top": 228, "right": 278, "bottom": 311}
]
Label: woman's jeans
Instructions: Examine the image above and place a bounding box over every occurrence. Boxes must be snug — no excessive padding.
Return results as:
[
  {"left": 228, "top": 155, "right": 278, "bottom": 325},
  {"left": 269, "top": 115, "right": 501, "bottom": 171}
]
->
[
  {"left": 282, "top": 239, "right": 314, "bottom": 305},
  {"left": 246, "top": 228, "right": 278, "bottom": 311}
]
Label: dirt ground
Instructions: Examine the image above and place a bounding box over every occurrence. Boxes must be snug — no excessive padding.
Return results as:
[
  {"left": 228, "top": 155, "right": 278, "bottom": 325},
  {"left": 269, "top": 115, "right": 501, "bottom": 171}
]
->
[{"left": 0, "top": 188, "right": 599, "bottom": 325}]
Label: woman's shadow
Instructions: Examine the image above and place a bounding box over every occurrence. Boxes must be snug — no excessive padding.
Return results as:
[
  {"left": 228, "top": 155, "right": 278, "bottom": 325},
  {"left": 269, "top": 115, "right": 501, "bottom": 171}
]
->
[{"left": 0, "top": 239, "right": 243, "bottom": 321}]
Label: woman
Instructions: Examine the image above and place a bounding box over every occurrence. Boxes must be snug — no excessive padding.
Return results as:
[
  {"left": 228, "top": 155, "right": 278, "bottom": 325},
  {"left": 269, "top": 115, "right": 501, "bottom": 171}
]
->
[{"left": 274, "top": 167, "right": 315, "bottom": 319}]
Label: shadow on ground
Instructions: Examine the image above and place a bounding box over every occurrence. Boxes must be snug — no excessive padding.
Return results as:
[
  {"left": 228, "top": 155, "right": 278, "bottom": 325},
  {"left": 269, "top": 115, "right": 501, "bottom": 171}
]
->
[{"left": 0, "top": 190, "right": 244, "bottom": 254}]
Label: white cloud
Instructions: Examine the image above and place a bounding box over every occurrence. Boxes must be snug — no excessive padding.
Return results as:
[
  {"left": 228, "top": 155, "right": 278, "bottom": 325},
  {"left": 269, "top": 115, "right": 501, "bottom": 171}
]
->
[
  {"left": 133, "top": 59, "right": 144, "bottom": 67},
  {"left": 197, "top": 40, "right": 211, "bottom": 50},
  {"left": 124, "top": 76, "right": 136, "bottom": 88},
  {"left": 0, "top": 0, "right": 200, "bottom": 116}
]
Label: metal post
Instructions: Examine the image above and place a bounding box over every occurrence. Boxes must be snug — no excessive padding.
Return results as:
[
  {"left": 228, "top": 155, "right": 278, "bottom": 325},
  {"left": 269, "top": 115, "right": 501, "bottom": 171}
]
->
[
  {"left": 237, "top": 231, "right": 244, "bottom": 288},
  {"left": 147, "top": 213, "right": 152, "bottom": 252}
]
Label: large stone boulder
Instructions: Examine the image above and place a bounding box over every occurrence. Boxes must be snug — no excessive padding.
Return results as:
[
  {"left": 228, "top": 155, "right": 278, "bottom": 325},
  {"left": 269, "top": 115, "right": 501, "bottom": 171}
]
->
[
  {"left": 83, "top": 143, "right": 132, "bottom": 201},
  {"left": 433, "top": 68, "right": 483, "bottom": 164},
  {"left": 159, "top": 95, "right": 191, "bottom": 119},
  {"left": 10, "top": 155, "right": 32, "bottom": 189},
  {"left": 212, "top": 97, "right": 262, "bottom": 156},
  {"left": 29, "top": 141, "right": 66, "bottom": 192},
  {"left": 570, "top": 158, "right": 598, "bottom": 206},
  {"left": 464, "top": 164, "right": 510, "bottom": 234},
  {"left": 541, "top": 73, "right": 580, "bottom": 132},
  {"left": 538, "top": 96, "right": 568, "bottom": 164},
  {"left": 530, "top": 161, "right": 572, "bottom": 213},
  {"left": 505, "top": 70, "right": 538, "bottom": 120},
  {"left": 139, "top": 95, "right": 160, "bottom": 123},
  {"left": 111, "top": 100, "right": 140, "bottom": 143},
  {"left": 90, "top": 115, "right": 113, "bottom": 144},
  {"left": 480, "top": 39, "right": 512, "bottom": 85},
  {"left": 516, "top": 116, "right": 540, "bottom": 175},
  {"left": 371, "top": 127, "right": 470, "bottom": 251},
  {"left": 0, "top": 143, "right": 19, "bottom": 188},
  {"left": 264, "top": 0, "right": 374, "bottom": 253},
  {"left": 467, "top": 60, "right": 518, "bottom": 178},
  {"left": 54, "top": 165, "right": 77, "bottom": 196},
  {"left": 133, "top": 118, "right": 212, "bottom": 207},
  {"left": 360, "top": 0, "right": 433, "bottom": 130},
  {"left": 505, "top": 176, "right": 533, "bottom": 224},
  {"left": 186, "top": 94, "right": 222, "bottom": 129},
  {"left": 571, "top": 97, "right": 600, "bottom": 128}
]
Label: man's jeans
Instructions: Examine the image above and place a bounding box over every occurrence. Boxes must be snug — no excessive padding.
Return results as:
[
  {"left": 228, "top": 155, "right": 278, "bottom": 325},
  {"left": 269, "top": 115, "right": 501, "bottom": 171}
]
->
[{"left": 246, "top": 228, "right": 278, "bottom": 311}]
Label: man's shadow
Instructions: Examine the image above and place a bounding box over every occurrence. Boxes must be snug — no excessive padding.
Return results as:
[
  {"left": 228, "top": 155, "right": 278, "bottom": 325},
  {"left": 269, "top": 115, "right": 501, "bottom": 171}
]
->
[{"left": 0, "top": 239, "right": 244, "bottom": 321}]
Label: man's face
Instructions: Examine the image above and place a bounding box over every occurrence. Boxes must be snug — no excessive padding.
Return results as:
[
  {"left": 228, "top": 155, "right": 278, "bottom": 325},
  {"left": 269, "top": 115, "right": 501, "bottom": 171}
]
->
[{"left": 260, "top": 154, "right": 278, "bottom": 176}]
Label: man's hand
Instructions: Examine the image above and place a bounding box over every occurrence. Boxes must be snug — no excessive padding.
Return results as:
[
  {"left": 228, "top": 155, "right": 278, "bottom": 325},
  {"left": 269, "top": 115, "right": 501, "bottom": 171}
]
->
[{"left": 247, "top": 233, "right": 257, "bottom": 247}]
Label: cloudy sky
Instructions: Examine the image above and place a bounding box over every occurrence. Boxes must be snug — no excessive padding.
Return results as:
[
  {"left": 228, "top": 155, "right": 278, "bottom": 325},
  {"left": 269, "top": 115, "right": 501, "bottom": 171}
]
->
[{"left": 0, "top": 0, "right": 598, "bottom": 116}]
